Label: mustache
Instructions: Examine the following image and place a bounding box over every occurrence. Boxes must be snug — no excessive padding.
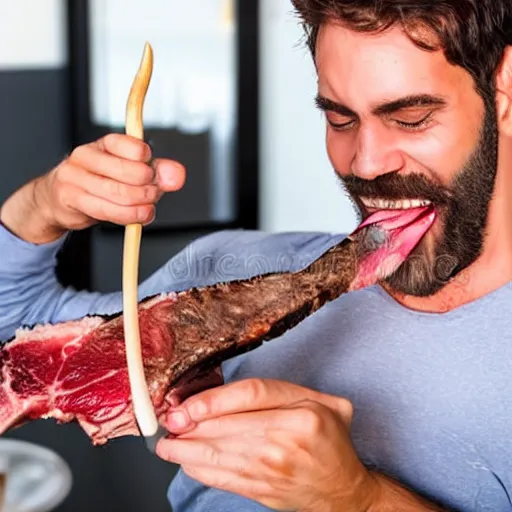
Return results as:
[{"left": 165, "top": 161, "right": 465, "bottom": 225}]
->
[{"left": 340, "top": 173, "right": 452, "bottom": 205}]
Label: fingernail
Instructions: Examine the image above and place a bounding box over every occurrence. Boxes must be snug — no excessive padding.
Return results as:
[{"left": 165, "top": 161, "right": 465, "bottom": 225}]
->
[{"left": 167, "top": 410, "right": 191, "bottom": 430}]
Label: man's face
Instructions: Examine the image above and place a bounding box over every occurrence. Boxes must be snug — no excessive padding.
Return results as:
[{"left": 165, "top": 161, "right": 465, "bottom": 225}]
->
[{"left": 315, "top": 23, "right": 499, "bottom": 296}]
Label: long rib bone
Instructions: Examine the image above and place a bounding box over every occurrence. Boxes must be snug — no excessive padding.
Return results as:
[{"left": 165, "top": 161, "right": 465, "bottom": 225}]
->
[{"left": 122, "top": 42, "right": 159, "bottom": 438}]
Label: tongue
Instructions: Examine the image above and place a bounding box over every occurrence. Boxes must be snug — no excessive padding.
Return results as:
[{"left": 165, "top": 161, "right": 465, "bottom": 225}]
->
[
  {"left": 349, "top": 205, "right": 436, "bottom": 290},
  {"left": 358, "top": 206, "right": 433, "bottom": 231}
]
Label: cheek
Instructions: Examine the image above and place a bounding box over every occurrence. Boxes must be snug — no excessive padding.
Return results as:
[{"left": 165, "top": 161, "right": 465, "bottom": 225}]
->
[
  {"left": 326, "top": 129, "right": 356, "bottom": 177},
  {"left": 403, "top": 124, "right": 481, "bottom": 185},
  {"left": 404, "top": 99, "right": 485, "bottom": 184}
]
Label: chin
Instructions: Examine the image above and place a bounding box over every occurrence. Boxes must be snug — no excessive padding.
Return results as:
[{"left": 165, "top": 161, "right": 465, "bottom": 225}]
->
[
  {"left": 384, "top": 218, "right": 454, "bottom": 297},
  {"left": 383, "top": 261, "right": 446, "bottom": 297}
]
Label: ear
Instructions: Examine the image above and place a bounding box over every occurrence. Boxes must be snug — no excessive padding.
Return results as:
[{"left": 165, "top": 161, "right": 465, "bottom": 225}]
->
[{"left": 495, "top": 45, "right": 512, "bottom": 136}]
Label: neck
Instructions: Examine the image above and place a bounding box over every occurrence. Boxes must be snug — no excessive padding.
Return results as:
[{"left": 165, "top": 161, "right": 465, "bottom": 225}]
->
[{"left": 386, "top": 143, "right": 512, "bottom": 313}]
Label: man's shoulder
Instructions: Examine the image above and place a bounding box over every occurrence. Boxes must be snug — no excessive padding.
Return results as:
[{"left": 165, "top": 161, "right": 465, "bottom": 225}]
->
[
  {"left": 163, "top": 229, "right": 347, "bottom": 287},
  {"left": 189, "top": 229, "right": 347, "bottom": 261}
]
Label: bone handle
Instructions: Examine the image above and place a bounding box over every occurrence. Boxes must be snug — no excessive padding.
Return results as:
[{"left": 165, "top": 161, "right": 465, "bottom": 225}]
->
[{"left": 122, "top": 42, "right": 158, "bottom": 438}]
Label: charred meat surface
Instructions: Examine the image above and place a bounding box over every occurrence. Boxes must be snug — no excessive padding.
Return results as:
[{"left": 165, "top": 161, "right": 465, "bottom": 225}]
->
[{"left": 0, "top": 206, "right": 436, "bottom": 444}]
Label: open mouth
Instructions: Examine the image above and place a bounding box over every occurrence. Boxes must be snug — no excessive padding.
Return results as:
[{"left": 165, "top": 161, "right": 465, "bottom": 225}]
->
[
  {"left": 356, "top": 196, "right": 438, "bottom": 255},
  {"left": 358, "top": 204, "right": 435, "bottom": 232},
  {"left": 348, "top": 204, "right": 437, "bottom": 289},
  {"left": 357, "top": 204, "right": 436, "bottom": 256}
]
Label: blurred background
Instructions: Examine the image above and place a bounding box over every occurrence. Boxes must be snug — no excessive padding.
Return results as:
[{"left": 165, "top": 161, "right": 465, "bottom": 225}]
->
[{"left": 0, "top": 0, "right": 357, "bottom": 510}]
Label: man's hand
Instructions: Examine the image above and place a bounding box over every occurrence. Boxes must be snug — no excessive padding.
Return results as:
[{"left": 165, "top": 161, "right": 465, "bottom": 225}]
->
[
  {"left": 156, "top": 378, "right": 378, "bottom": 512},
  {"left": 0, "top": 133, "right": 186, "bottom": 244}
]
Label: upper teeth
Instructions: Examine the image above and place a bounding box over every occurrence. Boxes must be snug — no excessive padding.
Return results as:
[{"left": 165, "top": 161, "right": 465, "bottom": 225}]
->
[{"left": 360, "top": 197, "right": 431, "bottom": 209}]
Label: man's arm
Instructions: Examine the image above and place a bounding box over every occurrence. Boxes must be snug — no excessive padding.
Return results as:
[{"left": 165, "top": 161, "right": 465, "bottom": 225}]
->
[
  {"left": 0, "top": 210, "right": 118, "bottom": 340},
  {"left": 0, "top": 176, "right": 67, "bottom": 245},
  {"left": 0, "top": 133, "right": 186, "bottom": 341},
  {"left": 365, "top": 472, "right": 458, "bottom": 512}
]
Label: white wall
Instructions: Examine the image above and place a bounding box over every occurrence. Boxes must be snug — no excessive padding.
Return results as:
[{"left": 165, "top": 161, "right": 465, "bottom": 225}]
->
[
  {"left": 88, "top": 0, "right": 237, "bottom": 222},
  {"left": 258, "top": 0, "right": 357, "bottom": 234},
  {"left": 0, "top": 0, "right": 67, "bottom": 69}
]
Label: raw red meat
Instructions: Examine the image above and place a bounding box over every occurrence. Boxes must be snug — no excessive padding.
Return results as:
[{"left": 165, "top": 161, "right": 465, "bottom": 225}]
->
[{"left": 0, "top": 206, "right": 435, "bottom": 444}]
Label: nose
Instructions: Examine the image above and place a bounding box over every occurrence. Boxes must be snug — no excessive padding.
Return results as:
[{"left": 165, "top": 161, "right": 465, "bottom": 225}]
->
[{"left": 350, "top": 122, "right": 404, "bottom": 180}]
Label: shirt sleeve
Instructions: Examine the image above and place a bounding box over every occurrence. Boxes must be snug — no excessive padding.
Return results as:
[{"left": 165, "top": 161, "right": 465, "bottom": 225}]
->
[
  {"left": 0, "top": 224, "right": 237, "bottom": 343},
  {"left": 0, "top": 225, "right": 115, "bottom": 341},
  {"left": 0, "top": 224, "right": 344, "bottom": 343}
]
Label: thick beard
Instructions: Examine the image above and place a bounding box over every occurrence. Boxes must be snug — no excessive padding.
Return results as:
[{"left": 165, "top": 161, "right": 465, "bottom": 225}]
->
[{"left": 339, "top": 96, "right": 499, "bottom": 297}]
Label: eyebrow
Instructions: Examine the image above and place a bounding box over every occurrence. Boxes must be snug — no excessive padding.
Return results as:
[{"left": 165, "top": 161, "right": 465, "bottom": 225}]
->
[
  {"left": 315, "top": 95, "right": 356, "bottom": 117},
  {"left": 314, "top": 93, "right": 448, "bottom": 117}
]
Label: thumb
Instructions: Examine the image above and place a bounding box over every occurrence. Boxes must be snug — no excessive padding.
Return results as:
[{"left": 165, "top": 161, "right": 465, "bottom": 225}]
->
[{"left": 153, "top": 159, "right": 186, "bottom": 192}]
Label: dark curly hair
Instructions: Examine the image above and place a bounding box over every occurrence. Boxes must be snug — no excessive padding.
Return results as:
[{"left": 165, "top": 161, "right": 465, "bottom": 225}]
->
[{"left": 290, "top": 0, "right": 512, "bottom": 100}]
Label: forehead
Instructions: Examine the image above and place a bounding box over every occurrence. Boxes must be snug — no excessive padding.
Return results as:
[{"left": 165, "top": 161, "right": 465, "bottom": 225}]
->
[{"left": 315, "top": 22, "right": 474, "bottom": 109}]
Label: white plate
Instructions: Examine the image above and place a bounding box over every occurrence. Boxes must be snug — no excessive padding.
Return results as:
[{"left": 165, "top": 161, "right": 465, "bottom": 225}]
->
[{"left": 0, "top": 439, "right": 72, "bottom": 512}]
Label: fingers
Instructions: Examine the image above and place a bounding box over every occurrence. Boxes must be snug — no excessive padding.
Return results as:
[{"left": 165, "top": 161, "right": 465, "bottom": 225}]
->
[
  {"left": 157, "top": 438, "right": 243, "bottom": 469},
  {"left": 52, "top": 132, "right": 187, "bottom": 228},
  {"left": 74, "top": 191, "right": 155, "bottom": 225},
  {"left": 33, "top": 132, "right": 186, "bottom": 233},
  {"left": 167, "top": 409, "right": 268, "bottom": 438},
  {"left": 171, "top": 378, "right": 352, "bottom": 427},
  {"left": 70, "top": 141, "right": 186, "bottom": 193},
  {"left": 180, "top": 465, "right": 258, "bottom": 495},
  {"left": 96, "top": 133, "right": 152, "bottom": 162},
  {"left": 79, "top": 147, "right": 154, "bottom": 185},
  {"left": 175, "top": 379, "right": 303, "bottom": 424},
  {"left": 156, "top": 435, "right": 298, "bottom": 509},
  {"left": 157, "top": 441, "right": 273, "bottom": 507},
  {"left": 72, "top": 139, "right": 153, "bottom": 186},
  {"left": 57, "top": 180, "right": 155, "bottom": 225},
  {"left": 167, "top": 401, "right": 341, "bottom": 442},
  {"left": 156, "top": 437, "right": 273, "bottom": 488},
  {"left": 60, "top": 163, "right": 161, "bottom": 206}
]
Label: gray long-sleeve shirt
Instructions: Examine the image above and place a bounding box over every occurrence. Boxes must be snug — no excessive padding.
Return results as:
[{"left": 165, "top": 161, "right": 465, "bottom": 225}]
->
[{"left": 0, "top": 225, "right": 510, "bottom": 511}]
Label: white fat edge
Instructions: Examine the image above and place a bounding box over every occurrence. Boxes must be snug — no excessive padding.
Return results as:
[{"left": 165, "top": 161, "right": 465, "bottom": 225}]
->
[
  {"left": 9, "top": 292, "right": 178, "bottom": 344},
  {"left": 139, "top": 291, "right": 179, "bottom": 309},
  {"left": 11, "top": 316, "right": 106, "bottom": 346}
]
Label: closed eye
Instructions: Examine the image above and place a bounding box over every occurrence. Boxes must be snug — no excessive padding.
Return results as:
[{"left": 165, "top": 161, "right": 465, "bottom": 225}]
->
[
  {"left": 327, "top": 119, "right": 356, "bottom": 131},
  {"left": 325, "top": 110, "right": 435, "bottom": 132},
  {"left": 325, "top": 111, "right": 356, "bottom": 131},
  {"left": 393, "top": 112, "right": 434, "bottom": 131}
]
